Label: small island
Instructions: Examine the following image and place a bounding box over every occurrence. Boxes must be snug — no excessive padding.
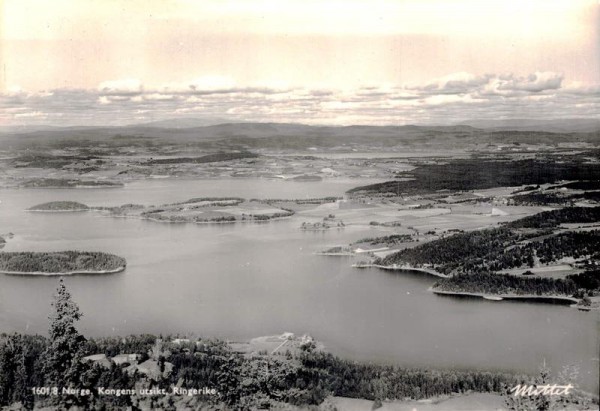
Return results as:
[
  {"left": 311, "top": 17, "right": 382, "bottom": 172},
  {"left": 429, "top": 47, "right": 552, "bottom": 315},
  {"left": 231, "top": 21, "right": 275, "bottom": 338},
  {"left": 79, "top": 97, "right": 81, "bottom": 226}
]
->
[
  {"left": 103, "top": 197, "right": 295, "bottom": 224},
  {"left": 0, "top": 251, "right": 126, "bottom": 276},
  {"left": 21, "top": 178, "right": 123, "bottom": 189},
  {"left": 28, "top": 201, "right": 90, "bottom": 212},
  {"left": 301, "top": 214, "right": 345, "bottom": 231}
]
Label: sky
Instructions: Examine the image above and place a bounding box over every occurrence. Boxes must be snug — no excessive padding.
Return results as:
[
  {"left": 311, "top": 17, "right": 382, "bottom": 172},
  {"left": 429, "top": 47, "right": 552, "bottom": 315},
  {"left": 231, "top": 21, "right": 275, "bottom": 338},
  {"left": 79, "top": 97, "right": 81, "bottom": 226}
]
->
[{"left": 1, "top": 0, "right": 599, "bottom": 126}]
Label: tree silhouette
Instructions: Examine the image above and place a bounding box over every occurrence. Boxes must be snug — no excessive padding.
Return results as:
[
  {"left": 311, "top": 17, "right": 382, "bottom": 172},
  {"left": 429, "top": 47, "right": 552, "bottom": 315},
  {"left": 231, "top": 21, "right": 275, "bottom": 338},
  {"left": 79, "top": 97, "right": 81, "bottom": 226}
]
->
[{"left": 42, "top": 279, "right": 87, "bottom": 407}]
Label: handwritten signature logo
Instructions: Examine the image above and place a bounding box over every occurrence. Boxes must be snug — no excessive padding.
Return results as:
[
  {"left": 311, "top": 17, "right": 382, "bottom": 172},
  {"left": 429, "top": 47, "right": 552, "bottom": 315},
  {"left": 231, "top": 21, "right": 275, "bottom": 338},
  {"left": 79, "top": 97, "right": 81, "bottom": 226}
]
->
[{"left": 510, "top": 384, "right": 574, "bottom": 397}]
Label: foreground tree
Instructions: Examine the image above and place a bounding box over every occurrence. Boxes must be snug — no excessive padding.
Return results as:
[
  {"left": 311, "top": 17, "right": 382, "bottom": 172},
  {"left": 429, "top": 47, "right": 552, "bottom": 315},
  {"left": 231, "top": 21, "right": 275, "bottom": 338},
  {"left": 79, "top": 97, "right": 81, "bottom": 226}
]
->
[{"left": 42, "top": 278, "right": 88, "bottom": 408}]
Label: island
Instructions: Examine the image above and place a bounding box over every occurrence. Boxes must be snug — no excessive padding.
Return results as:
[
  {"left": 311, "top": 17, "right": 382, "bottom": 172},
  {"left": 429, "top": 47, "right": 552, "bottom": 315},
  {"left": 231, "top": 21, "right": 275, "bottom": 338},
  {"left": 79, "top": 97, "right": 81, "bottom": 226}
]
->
[
  {"left": 28, "top": 201, "right": 90, "bottom": 212},
  {"left": 29, "top": 197, "right": 301, "bottom": 224},
  {"left": 20, "top": 178, "right": 123, "bottom": 189},
  {"left": 102, "top": 197, "right": 295, "bottom": 224},
  {"left": 0, "top": 251, "right": 126, "bottom": 276}
]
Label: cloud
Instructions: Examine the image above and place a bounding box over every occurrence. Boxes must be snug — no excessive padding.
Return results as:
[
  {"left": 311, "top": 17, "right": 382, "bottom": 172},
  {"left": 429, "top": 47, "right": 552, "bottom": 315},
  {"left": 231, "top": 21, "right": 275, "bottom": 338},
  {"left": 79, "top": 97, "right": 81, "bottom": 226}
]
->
[
  {"left": 98, "top": 79, "right": 143, "bottom": 95},
  {"left": 14, "top": 111, "right": 47, "bottom": 118},
  {"left": 411, "top": 72, "right": 492, "bottom": 95},
  {"left": 497, "top": 72, "right": 563, "bottom": 93},
  {"left": 407, "top": 72, "right": 564, "bottom": 97},
  {"left": 2, "top": 72, "right": 598, "bottom": 127}
]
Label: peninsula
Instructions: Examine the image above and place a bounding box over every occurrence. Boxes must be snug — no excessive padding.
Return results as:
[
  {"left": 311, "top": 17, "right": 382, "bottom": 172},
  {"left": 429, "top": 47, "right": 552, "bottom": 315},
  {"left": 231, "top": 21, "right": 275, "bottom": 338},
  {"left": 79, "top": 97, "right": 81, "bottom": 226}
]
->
[{"left": 358, "top": 207, "right": 600, "bottom": 308}]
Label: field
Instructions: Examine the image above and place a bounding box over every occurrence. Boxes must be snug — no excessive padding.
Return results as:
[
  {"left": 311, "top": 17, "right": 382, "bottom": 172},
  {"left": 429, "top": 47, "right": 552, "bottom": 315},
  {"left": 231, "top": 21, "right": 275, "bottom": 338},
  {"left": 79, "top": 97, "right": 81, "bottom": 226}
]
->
[{"left": 330, "top": 393, "right": 507, "bottom": 411}]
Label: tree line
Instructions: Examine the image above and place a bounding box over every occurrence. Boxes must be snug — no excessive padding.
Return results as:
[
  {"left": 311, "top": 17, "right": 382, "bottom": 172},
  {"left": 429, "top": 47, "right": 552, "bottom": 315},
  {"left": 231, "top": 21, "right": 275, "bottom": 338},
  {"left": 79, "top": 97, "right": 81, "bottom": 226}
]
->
[
  {"left": 433, "top": 272, "right": 579, "bottom": 296},
  {"left": 349, "top": 159, "right": 600, "bottom": 196}
]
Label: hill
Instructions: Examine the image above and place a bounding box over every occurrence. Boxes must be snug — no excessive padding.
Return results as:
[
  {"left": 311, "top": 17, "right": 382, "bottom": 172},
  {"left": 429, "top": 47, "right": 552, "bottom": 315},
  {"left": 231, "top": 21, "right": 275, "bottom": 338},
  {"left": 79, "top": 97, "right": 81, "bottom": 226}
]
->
[{"left": 1, "top": 122, "right": 598, "bottom": 151}]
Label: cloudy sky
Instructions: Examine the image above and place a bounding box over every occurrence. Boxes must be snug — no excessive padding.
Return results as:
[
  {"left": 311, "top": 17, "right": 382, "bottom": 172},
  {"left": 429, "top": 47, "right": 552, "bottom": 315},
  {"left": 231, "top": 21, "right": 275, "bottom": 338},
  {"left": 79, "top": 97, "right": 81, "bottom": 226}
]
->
[{"left": 1, "top": 0, "right": 599, "bottom": 126}]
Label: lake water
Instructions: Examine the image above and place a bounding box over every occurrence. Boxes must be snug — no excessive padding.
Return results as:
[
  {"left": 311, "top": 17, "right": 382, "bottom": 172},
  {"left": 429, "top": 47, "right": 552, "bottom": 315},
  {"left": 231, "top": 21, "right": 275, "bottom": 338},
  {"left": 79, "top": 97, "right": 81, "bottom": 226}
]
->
[{"left": 0, "top": 177, "right": 598, "bottom": 393}]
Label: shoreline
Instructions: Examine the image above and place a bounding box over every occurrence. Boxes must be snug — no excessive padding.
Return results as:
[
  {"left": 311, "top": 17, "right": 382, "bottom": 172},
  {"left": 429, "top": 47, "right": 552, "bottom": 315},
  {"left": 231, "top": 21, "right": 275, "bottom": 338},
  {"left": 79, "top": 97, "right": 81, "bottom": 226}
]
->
[
  {"left": 97, "top": 211, "right": 293, "bottom": 225},
  {"left": 17, "top": 185, "right": 124, "bottom": 189},
  {"left": 26, "top": 209, "right": 90, "bottom": 213},
  {"left": 353, "top": 263, "right": 450, "bottom": 278},
  {"left": 429, "top": 287, "right": 582, "bottom": 305},
  {"left": 0, "top": 266, "right": 126, "bottom": 276}
]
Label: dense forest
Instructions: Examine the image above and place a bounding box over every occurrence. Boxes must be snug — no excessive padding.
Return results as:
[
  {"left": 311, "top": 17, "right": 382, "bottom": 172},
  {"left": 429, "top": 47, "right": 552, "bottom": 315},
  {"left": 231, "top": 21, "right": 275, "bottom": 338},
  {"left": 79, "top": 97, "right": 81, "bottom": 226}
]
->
[
  {"left": 348, "top": 158, "right": 600, "bottom": 196},
  {"left": 509, "top": 191, "right": 600, "bottom": 206},
  {"left": 379, "top": 227, "right": 529, "bottom": 274},
  {"left": 508, "top": 192, "right": 573, "bottom": 206},
  {"left": 506, "top": 207, "right": 600, "bottom": 229},
  {"left": 549, "top": 181, "right": 600, "bottom": 191},
  {"left": 433, "top": 272, "right": 578, "bottom": 296},
  {"left": 568, "top": 270, "right": 600, "bottom": 291},
  {"left": 435, "top": 269, "right": 600, "bottom": 300},
  {"left": 0, "top": 251, "right": 126, "bottom": 273}
]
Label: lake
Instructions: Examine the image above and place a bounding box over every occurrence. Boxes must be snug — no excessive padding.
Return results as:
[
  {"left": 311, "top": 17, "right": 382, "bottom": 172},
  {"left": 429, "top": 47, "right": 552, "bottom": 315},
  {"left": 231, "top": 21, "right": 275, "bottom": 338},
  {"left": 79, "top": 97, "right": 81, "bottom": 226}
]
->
[{"left": 0, "top": 177, "right": 598, "bottom": 393}]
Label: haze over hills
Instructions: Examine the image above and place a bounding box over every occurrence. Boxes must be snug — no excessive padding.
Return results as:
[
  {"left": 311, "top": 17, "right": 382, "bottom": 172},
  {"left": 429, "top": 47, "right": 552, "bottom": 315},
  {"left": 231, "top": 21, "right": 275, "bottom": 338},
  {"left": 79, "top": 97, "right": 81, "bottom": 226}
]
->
[
  {"left": 3, "top": 117, "right": 599, "bottom": 133},
  {"left": 136, "top": 117, "right": 231, "bottom": 129},
  {"left": 0, "top": 120, "right": 598, "bottom": 151},
  {"left": 458, "top": 118, "right": 600, "bottom": 133}
]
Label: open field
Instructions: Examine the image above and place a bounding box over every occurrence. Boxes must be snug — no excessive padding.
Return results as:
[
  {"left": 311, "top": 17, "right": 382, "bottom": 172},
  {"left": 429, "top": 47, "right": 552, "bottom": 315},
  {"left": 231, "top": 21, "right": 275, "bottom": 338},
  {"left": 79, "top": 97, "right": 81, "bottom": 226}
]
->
[
  {"left": 330, "top": 393, "right": 508, "bottom": 411},
  {"left": 497, "top": 264, "right": 583, "bottom": 279}
]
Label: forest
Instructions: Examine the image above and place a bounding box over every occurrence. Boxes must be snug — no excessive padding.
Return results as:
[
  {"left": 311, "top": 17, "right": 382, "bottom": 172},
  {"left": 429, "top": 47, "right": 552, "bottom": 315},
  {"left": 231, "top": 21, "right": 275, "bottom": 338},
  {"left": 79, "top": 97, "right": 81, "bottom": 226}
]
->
[
  {"left": 549, "top": 181, "right": 600, "bottom": 190},
  {"left": 348, "top": 158, "right": 600, "bottom": 196},
  {"left": 379, "top": 227, "right": 526, "bottom": 274},
  {"left": 433, "top": 272, "right": 578, "bottom": 296},
  {"left": 0, "top": 251, "right": 126, "bottom": 273},
  {"left": 509, "top": 191, "right": 600, "bottom": 206},
  {"left": 506, "top": 206, "right": 600, "bottom": 229}
]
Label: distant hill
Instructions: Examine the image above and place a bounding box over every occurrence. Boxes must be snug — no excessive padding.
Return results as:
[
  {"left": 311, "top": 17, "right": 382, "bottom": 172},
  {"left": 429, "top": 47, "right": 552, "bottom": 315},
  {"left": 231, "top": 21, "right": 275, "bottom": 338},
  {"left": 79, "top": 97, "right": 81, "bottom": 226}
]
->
[
  {"left": 0, "top": 122, "right": 598, "bottom": 151},
  {"left": 136, "top": 117, "right": 230, "bottom": 128},
  {"left": 458, "top": 118, "right": 600, "bottom": 133}
]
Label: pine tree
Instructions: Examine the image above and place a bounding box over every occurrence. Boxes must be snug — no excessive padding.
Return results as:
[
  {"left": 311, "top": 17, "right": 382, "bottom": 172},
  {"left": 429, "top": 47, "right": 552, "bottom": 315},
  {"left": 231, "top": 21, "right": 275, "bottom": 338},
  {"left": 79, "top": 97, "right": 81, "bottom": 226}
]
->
[
  {"left": 14, "top": 349, "right": 34, "bottom": 410},
  {"left": 42, "top": 278, "right": 87, "bottom": 406},
  {"left": 0, "top": 336, "right": 17, "bottom": 406}
]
